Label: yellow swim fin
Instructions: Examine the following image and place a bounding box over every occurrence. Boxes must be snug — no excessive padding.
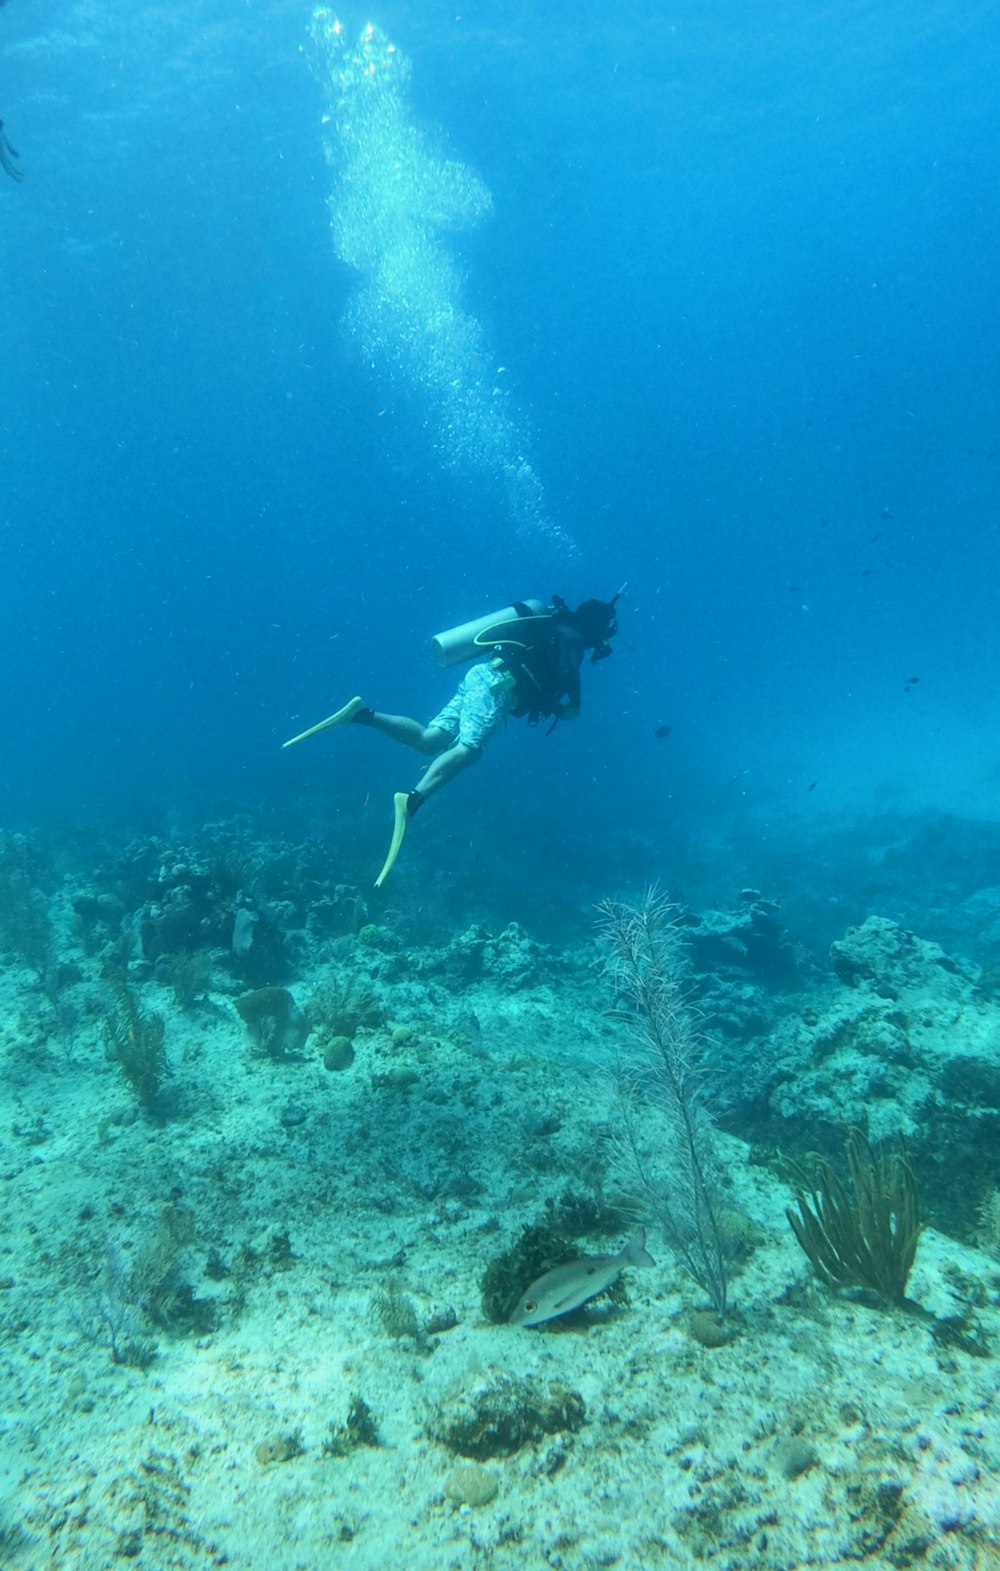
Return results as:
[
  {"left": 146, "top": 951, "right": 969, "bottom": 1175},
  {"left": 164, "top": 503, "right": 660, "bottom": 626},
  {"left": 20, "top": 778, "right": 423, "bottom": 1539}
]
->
[
  {"left": 282, "top": 696, "right": 364, "bottom": 749},
  {"left": 374, "top": 791, "right": 410, "bottom": 888}
]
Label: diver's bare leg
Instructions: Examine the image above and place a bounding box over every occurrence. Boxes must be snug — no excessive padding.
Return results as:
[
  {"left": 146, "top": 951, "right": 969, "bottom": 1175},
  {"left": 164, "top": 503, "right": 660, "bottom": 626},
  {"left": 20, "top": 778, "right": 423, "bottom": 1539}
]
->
[
  {"left": 412, "top": 741, "right": 480, "bottom": 801},
  {"left": 364, "top": 713, "right": 451, "bottom": 754}
]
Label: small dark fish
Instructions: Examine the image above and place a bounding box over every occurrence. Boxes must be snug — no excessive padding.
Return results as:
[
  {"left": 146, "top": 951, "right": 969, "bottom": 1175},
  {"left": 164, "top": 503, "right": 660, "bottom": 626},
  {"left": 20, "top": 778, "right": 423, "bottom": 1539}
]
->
[
  {"left": 508, "top": 1229, "right": 655, "bottom": 1327},
  {"left": 654, "top": 724, "right": 672, "bottom": 740},
  {"left": 808, "top": 781, "right": 817, "bottom": 792},
  {"left": 906, "top": 676, "right": 920, "bottom": 685}
]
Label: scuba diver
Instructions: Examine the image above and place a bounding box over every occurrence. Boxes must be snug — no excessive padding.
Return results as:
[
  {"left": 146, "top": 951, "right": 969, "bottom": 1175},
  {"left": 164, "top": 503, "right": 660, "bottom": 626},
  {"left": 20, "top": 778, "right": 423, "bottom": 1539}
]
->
[{"left": 283, "top": 590, "right": 623, "bottom": 886}]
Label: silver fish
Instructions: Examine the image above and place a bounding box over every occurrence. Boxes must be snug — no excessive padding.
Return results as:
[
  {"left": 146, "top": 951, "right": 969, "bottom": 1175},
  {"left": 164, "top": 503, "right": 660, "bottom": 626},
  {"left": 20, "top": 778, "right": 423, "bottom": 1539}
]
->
[{"left": 508, "top": 1229, "right": 656, "bottom": 1327}]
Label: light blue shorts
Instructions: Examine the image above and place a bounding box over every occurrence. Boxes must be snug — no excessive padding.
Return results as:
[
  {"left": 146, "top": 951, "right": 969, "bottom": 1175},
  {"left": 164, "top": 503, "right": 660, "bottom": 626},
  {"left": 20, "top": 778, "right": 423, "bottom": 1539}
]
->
[{"left": 429, "top": 662, "right": 516, "bottom": 750}]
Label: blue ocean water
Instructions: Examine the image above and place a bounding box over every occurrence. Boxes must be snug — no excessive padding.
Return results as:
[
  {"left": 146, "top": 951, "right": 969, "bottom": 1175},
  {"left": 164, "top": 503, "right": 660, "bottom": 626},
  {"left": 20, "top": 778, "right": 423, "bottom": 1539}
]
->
[{"left": 2, "top": 0, "right": 997, "bottom": 906}]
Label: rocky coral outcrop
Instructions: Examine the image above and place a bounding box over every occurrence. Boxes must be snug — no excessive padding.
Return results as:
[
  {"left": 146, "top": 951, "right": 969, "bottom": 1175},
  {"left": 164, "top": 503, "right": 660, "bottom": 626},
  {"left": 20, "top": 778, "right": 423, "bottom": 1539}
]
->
[
  {"left": 683, "top": 891, "right": 802, "bottom": 983},
  {"left": 829, "top": 915, "right": 975, "bottom": 998}
]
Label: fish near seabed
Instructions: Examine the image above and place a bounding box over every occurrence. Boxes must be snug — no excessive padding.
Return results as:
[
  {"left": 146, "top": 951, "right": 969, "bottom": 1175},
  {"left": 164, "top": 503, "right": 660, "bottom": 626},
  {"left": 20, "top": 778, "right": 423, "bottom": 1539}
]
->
[{"left": 508, "top": 1229, "right": 656, "bottom": 1327}]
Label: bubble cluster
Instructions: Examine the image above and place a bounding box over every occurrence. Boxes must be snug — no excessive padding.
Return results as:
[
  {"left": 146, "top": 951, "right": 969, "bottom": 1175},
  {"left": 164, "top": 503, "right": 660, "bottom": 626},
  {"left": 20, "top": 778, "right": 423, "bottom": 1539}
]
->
[{"left": 310, "top": 11, "right": 573, "bottom": 553}]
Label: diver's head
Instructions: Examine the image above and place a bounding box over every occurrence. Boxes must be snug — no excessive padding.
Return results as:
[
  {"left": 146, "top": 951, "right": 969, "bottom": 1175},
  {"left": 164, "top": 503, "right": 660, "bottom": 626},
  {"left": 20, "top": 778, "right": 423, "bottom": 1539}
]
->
[{"left": 569, "top": 596, "right": 620, "bottom": 663}]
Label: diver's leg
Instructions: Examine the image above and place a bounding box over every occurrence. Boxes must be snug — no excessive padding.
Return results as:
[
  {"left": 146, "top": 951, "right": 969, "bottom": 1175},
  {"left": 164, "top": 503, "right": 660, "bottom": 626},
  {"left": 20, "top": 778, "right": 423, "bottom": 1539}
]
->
[
  {"left": 411, "top": 741, "right": 480, "bottom": 803},
  {"left": 361, "top": 713, "right": 451, "bottom": 754},
  {"left": 373, "top": 740, "right": 481, "bottom": 887},
  {"left": 374, "top": 743, "right": 478, "bottom": 889}
]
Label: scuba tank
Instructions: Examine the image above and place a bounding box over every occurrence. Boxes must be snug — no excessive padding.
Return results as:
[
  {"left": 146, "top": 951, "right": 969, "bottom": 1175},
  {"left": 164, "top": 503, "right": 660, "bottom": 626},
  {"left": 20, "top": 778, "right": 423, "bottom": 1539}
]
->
[{"left": 431, "top": 598, "right": 547, "bottom": 667}]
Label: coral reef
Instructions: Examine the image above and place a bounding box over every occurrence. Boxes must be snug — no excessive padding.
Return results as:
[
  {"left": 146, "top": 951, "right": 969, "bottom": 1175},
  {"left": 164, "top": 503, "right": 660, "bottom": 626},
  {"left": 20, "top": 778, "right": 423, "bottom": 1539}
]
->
[
  {"left": 683, "top": 889, "right": 801, "bottom": 983},
  {"left": 4, "top": 812, "right": 1000, "bottom": 1568}
]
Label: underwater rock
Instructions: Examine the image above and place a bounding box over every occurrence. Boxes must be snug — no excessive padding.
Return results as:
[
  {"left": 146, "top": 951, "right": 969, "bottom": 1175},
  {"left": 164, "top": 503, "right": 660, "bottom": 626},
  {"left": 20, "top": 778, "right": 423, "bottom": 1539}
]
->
[
  {"left": 683, "top": 893, "right": 800, "bottom": 983},
  {"left": 700, "top": 976, "right": 773, "bottom": 1043},
  {"left": 687, "top": 1308, "right": 736, "bottom": 1348},
  {"left": 71, "top": 891, "right": 127, "bottom": 952},
  {"left": 766, "top": 996, "right": 927, "bottom": 1139},
  {"left": 483, "top": 921, "right": 546, "bottom": 989},
  {"left": 775, "top": 1435, "right": 819, "bottom": 1480},
  {"left": 431, "top": 1370, "right": 585, "bottom": 1459},
  {"left": 829, "top": 916, "right": 972, "bottom": 997},
  {"left": 443, "top": 1462, "right": 499, "bottom": 1507},
  {"left": 235, "top": 988, "right": 310, "bottom": 1059},
  {"left": 323, "top": 1035, "right": 355, "bottom": 1072},
  {"left": 305, "top": 885, "right": 367, "bottom": 938},
  {"left": 231, "top": 907, "right": 258, "bottom": 955},
  {"left": 255, "top": 1431, "right": 305, "bottom": 1466},
  {"left": 741, "top": 912, "right": 1000, "bottom": 1236},
  {"left": 419, "top": 921, "right": 549, "bottom": 990},
  {"left": 140, "top": 889, "right": 205, "bottom": 960},
  {"left": 372, "top": 1065, "right": 420, "bottom": 1093},
  {"left": 806, "top": 999, "right": 920, "bottom": 1071},
  {"left": 233, "top": 906, "right": 295, "bottom": 986},
  {"left": 129, "top": 849, "right": 293, "bottom": 985},
  {"left": 432, "top": 925, "right": 487, "bottom": 984},
  {"left": 935, "top": 1054, "right": 1000, "bottom": 1111}
]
